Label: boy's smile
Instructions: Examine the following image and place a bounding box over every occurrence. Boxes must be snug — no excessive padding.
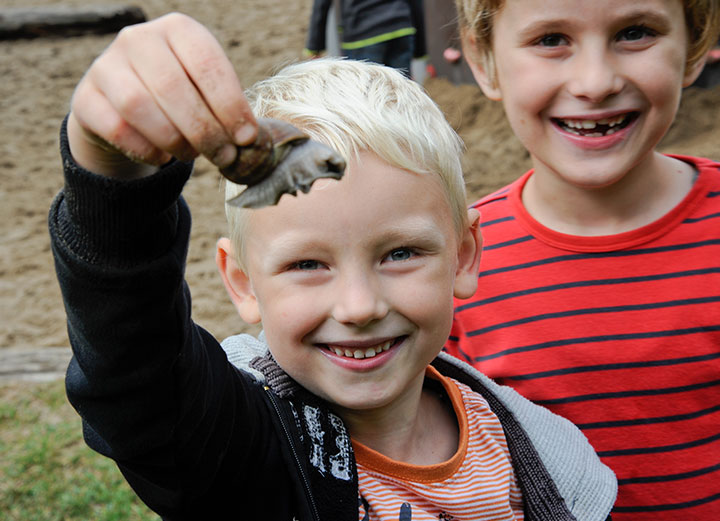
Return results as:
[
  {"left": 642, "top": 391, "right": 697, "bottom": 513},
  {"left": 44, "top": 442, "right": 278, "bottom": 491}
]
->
[
  {"left": 551, "top": 111, "right": 639, "bottom": 150},
  {"left": 229, "top": 151, "right": 480, "bottom": 424},
  {"left": 472, "top": 0, "right": 703, "bottom": 196},
  {"left": 316, "top": 337, "right": 399, "bottom": 362}
]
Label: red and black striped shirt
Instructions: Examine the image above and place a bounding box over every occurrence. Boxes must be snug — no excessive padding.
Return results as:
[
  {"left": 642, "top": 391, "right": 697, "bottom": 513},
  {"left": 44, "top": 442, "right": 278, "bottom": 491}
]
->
[{"left": 446, "top": 155, "right": 720, "bottom": 520}]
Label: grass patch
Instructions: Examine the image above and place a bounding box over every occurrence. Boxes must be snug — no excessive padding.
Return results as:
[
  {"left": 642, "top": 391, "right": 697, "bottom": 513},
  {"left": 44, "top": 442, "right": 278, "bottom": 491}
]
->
[{"left": 0, "top": 380, "right": 158, "bottom": 520}]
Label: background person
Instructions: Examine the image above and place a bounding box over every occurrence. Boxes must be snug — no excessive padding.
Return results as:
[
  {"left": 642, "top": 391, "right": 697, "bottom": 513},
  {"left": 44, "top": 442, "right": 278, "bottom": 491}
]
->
[{"left": 304, "top": 0, "right": 426, "bottom": 77}]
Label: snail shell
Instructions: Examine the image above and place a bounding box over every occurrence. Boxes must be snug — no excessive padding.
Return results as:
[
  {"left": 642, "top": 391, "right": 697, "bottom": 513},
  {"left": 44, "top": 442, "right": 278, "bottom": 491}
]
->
[{"left": 220, "top": 118, "right": 346, "bottom": 209}]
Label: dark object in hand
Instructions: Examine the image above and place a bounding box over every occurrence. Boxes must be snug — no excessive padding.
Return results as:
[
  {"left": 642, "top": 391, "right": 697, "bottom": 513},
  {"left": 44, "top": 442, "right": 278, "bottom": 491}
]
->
[{"left": 220, "top": 118, "right": 346, "bottom": 209}]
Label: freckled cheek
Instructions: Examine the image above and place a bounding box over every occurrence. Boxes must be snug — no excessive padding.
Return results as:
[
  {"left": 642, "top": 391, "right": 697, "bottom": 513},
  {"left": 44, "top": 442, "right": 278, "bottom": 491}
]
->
[
  {"left": 281, "top": 301, "right": 320, "bottom": 332},
  {"left": 397, "top": 269, "right": 456, "bottom": 324},
  {"left": 501, "top": 82, "right": 554, "bottom": 136},
  {"left": 632, "top": 49, "right": 687, "bottom": 96},
  {"left": 646, "top": 75, "right": 684, "bottom": 107},
  {"left": 501, "top": 57, "right": 556, "bottom": 103},
  {"left": 258, "top": 289, "right": 320, "bottom": 338}
]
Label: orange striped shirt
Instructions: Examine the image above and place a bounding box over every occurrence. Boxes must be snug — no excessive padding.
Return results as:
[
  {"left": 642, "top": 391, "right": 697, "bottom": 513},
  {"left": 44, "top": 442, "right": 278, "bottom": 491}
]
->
[{"left": 354, "top": 367, "right": 524, "bottom": 520}]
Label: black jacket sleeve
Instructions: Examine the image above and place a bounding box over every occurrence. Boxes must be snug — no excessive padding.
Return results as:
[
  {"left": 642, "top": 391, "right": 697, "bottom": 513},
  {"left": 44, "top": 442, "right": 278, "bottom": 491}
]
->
[
  {"left": 49, "top": 118, "right": 297, "bottom": 519},
  {"left": 305, "top": 0, "right": 333, "bottom": 53}
]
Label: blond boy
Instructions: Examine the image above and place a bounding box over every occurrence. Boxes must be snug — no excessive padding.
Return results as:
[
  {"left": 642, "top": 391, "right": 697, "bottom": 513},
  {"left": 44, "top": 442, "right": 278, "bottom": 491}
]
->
[
  {"left": 51, "top": 14, "right": 616, "bottom": 520},
  {"left": 446, "top": 0, "right": 720, "bottom": 519}
]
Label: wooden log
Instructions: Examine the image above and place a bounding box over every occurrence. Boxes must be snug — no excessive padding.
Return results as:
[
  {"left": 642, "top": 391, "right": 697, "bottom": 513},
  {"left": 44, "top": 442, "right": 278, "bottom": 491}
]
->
[
  {"left": 0, "top": 5, "right": 146, "bottom": 40},
  {"left": 0, "top": 347, "right": 72, "bottom": 383}
]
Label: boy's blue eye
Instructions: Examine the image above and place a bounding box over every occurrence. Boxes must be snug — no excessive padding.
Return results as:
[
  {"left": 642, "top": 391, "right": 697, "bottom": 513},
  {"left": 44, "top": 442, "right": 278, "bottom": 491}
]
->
[
  {"left": 387, "top": 248, "right": 414, "bottom": 262},
  {"left": 617, "top": 25, "right": 655, "bottom": 41},
  {"left": 292, "top": 259, "right": 321, "bottom": 270},
  {"left": 537, "top": 33, "right": 568, "bottom": 47}
]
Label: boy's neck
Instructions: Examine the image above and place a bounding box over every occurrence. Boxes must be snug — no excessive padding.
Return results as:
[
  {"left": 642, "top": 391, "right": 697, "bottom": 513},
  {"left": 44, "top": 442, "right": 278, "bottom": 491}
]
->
[
  {"left": 341, "top": 377, "right": 459, "bottom": 466},
  {"left": 523, "top": 152, "right": 697, "bottom": 236}
]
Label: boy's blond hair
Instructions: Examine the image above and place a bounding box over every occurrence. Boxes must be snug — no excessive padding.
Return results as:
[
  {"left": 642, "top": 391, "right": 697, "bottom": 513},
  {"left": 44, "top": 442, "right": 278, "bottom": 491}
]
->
[
  {"left": 455, "top": 0, "right": 720, "bottom": 88},
  {"left": 225, "top": 58, "right": 467, "bottom": 269}
]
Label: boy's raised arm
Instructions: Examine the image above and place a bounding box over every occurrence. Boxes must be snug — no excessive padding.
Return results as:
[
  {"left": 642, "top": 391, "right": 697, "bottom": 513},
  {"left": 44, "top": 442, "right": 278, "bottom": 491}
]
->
[
  {"left": 49, "top": 15, "right": 284, "bottom": 516},
  {"left": 67, "top": 12, "right": 258, "bottom": 178}
]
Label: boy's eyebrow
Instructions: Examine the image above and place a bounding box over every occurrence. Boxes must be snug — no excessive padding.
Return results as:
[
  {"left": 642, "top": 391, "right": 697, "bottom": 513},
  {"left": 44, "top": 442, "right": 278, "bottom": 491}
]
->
[
  {"left": 515, "top": 17, "right": 575, "bottom": 40},
  {"left": 515, "top": 7, "right": 672, "bottom": 40},
  {"left": 263, "top": 217, "right": 450, "bottom": 255},
  {"left": 374, "top": 221, "right": 449, "bottom": 247},
  {"left": 615, "top": 9, "right": 673, "bottom": 31}
]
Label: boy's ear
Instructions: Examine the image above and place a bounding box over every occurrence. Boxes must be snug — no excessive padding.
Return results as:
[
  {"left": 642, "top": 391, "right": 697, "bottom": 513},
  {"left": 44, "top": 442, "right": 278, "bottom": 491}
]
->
[
  {"left": 461, "top": 31, "right": 502, "bottom": 101},
  {"left": 454, "top": 208, "right": 483, "bottom": 299},
  {"left": 682, "top": 54, "right": 708, "bottom": 87},
  {"left": 216, "top": 238, "right": 261, "bottom": 324}
]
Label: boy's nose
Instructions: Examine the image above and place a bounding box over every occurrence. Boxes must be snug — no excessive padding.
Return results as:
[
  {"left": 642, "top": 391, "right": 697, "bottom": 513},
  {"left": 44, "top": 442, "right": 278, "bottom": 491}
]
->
[
  {"left": 331, "top": 272, "right": 389, "bottom": 327},
  {"left": 566, "top": 46, "right": 624, "bottom": 102}
]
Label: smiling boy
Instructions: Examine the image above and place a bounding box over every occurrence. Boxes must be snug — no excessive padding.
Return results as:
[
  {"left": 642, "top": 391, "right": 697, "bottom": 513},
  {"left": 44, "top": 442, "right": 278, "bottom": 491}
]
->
[
  {"left": 446, "top": 0, "right": 720, "bottom": 519},
  {"left": 480, "top": 0, "right": 704, "bottom": 232},
  {"left": 49, "top": 13, "right": 616, "bottom": 521},
  {"left": 220, "top": 151, "right": 464, "bottom": 421}
]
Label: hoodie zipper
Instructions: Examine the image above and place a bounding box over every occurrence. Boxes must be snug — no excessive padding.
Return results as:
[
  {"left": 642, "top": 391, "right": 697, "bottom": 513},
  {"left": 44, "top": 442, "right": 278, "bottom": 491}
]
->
[{"left": 264, "top": 386, "right": 321, "bottom": 521}]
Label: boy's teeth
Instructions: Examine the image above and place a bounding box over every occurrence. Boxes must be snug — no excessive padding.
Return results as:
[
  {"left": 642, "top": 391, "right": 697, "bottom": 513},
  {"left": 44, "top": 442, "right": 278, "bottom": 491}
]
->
[
  {"left": 330, "top": 340, "right": 393, "bottom": 359},
  {"left": 562, "top": 114, "right": 626, "bottom": 130}
]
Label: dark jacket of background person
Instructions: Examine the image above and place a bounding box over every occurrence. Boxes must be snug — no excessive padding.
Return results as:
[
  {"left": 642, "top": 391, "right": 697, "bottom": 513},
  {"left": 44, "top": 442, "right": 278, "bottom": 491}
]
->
[{"left": 305, "top": 0, "right": 426, "bottom": 58}]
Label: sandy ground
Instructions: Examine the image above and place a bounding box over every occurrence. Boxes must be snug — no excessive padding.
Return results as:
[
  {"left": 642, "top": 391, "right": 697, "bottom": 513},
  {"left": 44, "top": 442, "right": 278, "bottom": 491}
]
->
[{"left": 2, "top": 0, "right": 720, "bottom": 355}]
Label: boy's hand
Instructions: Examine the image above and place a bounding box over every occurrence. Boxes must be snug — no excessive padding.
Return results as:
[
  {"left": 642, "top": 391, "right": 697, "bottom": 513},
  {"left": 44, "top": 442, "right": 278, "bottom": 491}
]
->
[{"left": 67, "top": 13, "right": 258, "bottom": 178}]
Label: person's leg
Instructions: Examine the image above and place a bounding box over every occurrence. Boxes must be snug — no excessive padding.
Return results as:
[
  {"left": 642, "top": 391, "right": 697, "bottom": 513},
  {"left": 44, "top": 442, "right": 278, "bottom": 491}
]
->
[
  {"left": 383, "top": 35, "right": 414, "bottom": 76},
  {"left": 344, "top": 43, "right": 385, "bottom": 65}
]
